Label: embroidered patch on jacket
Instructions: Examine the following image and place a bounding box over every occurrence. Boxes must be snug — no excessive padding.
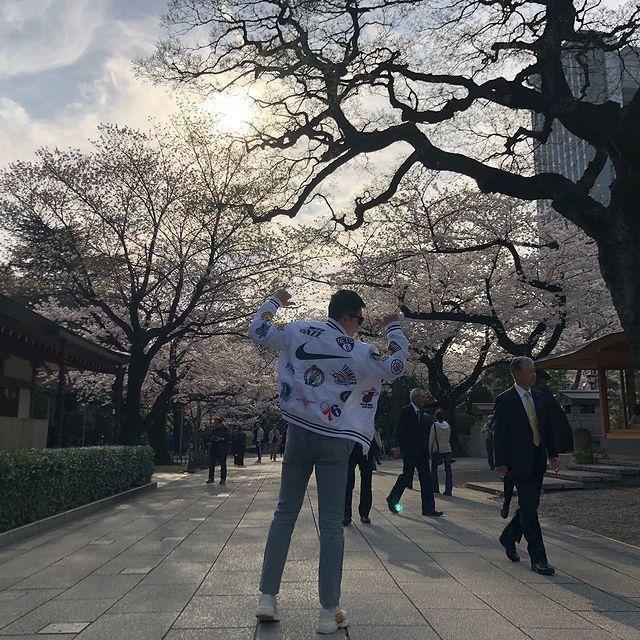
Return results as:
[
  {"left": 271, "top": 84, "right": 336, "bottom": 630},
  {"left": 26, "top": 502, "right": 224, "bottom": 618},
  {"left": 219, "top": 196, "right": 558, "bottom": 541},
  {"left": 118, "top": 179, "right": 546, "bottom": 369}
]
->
[
  {"left": 331, "top": 365, "right": 357, "bottom": 386},
  {"left": 336, "top": 336, "right": 354, "bottom": 352},
  {"left": 304, "top": 365, "right": 325, "bottom": 388}
]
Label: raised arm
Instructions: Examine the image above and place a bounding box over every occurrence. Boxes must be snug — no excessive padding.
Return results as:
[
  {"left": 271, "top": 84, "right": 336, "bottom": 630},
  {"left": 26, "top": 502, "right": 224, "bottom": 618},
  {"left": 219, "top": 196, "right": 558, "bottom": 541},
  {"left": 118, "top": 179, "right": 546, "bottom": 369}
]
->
[
  {"left": 248, "top": 289, "right": 293, "bottom": 351},
  {"left": 363, "top": 314, "right": 409, "bottom": 380}
]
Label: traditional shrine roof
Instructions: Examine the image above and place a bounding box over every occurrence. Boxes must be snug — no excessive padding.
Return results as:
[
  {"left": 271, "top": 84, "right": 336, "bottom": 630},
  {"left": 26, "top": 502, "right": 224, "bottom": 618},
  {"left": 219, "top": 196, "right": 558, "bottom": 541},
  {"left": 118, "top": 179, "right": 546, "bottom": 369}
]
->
[{"left": 0, "top": 294, "right": 128, "bottom": 374}]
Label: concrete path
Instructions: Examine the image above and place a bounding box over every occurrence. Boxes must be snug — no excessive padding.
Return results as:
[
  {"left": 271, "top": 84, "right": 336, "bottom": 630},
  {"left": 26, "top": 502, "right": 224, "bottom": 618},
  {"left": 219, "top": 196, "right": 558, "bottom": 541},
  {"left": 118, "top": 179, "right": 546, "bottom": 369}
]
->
[{"left": 1, "top": 458, "right": 640, "bottom": 639}]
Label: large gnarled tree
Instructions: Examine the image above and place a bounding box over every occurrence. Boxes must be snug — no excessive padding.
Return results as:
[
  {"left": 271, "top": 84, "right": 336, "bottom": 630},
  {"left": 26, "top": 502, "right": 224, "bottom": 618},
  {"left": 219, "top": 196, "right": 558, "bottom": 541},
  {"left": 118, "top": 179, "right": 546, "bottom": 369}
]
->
[{"left": 141, "top": 0, "right": 640, "bottom": 361}]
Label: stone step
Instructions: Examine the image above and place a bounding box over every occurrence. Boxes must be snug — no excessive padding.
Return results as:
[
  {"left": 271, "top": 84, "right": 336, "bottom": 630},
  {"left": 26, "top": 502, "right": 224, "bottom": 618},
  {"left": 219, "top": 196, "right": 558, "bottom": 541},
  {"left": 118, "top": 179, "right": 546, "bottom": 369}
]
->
[
  {"left": 602, "top": 457, "right": 640, "bottom": 469},
  {"left": 567, "top": 463, "right": 640, "bottom": 476},
  {"left": 546, "top": 469, "right": 621, "bottom": 483},
  {"left": 465, "top": 477, "right": 585, "bottom": 496},
  {"left": 559, "top": 453, "right": 640, "bottom": 469}
]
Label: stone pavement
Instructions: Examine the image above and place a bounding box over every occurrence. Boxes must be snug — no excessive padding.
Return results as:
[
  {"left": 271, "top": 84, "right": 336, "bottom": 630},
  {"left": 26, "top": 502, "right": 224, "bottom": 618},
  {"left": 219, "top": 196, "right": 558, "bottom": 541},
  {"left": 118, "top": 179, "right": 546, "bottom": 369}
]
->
[{"left": 1, "top": 458, "right": 640, "bottom": 640}]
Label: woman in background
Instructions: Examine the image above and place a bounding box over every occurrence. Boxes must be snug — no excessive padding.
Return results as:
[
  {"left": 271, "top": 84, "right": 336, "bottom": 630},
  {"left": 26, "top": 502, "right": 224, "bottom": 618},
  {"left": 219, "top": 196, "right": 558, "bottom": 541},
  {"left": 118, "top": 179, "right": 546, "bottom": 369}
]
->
[{"left": 429, "top": 408, "right": 453, "bottom": 496}]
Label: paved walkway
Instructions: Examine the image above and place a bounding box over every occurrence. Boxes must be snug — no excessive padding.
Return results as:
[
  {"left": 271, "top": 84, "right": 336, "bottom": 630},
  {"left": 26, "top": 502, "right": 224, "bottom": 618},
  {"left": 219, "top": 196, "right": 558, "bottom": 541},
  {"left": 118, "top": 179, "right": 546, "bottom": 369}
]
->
[{"left": 1, "top": 459, "right": 640, "bottom": 639}]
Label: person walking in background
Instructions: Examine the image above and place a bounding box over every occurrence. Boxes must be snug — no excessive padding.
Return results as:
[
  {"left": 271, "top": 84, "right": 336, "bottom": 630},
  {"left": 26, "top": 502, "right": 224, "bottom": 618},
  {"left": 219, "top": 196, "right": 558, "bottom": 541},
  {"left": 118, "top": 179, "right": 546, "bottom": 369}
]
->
[
  {"left": 232, "top": 427, "right": 247, "bottom": 466},
  {"left": 343, "top": 438, "right": 380, "bottom": 525},
  {"left": 482, "top": 412, "right": 496, "bottom": 470},
  {"left": 207, "top": 417, "right": 230, "bottom": 486},
  {"left": 386, "top": 389, "right": 443, "bottom": 518},
  {"left": 429, "top": 408, "right": 453, "bottom": 496},
  {"left": 254, "top": 423, "right": 265, "bottom": 463},
  {"left": 494, "top": 357, "right": 561, "bottom": 575},
  {"left": 268, "top": 426, "right": 280, "bottom": 461},
  {"left": 249, "top": 287, "right": 408, "bottom": 633}
]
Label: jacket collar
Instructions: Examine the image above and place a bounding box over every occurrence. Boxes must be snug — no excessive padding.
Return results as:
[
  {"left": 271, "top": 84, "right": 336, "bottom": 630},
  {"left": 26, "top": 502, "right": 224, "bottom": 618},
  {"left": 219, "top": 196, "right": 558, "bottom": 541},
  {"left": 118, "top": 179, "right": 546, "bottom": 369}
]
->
[{"left": 326, "top": 318, "right": 346, "bottom": 334}]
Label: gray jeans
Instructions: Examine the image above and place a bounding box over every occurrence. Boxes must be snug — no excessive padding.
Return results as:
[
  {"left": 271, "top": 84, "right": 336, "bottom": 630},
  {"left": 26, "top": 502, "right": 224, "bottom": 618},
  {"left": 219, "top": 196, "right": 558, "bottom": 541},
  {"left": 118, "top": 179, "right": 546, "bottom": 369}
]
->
[{"left": 259, "top": 424, "right": 353, "bottom": 607}]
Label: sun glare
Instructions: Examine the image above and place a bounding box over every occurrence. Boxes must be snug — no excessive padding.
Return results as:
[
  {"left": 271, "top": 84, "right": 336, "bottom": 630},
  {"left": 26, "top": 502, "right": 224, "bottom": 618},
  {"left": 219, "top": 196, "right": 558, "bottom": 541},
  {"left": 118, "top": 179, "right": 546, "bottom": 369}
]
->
[{"left": 199, "top": 92, "right": 255, "bottom": 133}]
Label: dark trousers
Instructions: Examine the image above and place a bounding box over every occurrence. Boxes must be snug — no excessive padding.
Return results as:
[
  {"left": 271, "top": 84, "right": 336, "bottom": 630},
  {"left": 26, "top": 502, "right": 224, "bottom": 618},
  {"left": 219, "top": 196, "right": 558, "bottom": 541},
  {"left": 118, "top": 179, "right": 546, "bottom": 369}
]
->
[
  {"left": 486, "top": 438, "right": 495, "bottom": 469},
  {"left": 344, "top": 451, "right": 373, "bottom": 520},
  {"left": 234, "top": 446, "right": 245, "bottom": 466},
  {"left": 388, "top": 456, "right": 435, "bottom": 513},
  {"left": 256, "top": 442, "right": 262, "bottom": 462},
  {"left": 209, "top": 447, "right": 227, "bottom": 482},
  {"left": 431, "top": 452, "right": 453, "bottom": 495},
  {"left": 501, "top": 451, "right": 547, "bottom": 564}
]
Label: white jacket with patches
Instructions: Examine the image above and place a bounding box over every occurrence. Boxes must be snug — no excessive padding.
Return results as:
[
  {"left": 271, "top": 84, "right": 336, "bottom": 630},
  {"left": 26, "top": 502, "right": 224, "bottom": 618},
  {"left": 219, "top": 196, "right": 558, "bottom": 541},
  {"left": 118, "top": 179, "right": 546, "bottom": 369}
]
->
[{"left": 248, "top": 297, "right": 409, "bottom": 452}]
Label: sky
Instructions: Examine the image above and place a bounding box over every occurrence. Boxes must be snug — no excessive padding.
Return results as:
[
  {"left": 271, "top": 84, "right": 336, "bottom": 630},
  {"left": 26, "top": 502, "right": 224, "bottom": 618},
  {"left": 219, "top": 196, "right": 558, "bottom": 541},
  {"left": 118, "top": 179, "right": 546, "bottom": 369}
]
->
[{"left": 0, "top": 0, "right": 174, "bottom": 164}]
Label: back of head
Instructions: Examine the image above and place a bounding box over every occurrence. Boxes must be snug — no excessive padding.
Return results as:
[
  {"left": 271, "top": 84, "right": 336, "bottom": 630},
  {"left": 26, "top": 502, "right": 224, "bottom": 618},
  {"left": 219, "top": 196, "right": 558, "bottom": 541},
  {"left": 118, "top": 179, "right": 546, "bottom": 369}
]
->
[
  {"left": 328, "top": 289, "right": 366, "bottom": 320},
  {"left": 435, "top": 408, "right": 445, "bottom": 422}
]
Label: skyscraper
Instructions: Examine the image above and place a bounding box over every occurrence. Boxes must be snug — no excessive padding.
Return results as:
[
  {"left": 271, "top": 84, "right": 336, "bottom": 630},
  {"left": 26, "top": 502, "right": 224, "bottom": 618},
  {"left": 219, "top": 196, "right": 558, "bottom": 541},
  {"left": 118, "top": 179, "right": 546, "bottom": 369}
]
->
[{"left": 533, "top": 45, "right": 640, "bottom": 209}]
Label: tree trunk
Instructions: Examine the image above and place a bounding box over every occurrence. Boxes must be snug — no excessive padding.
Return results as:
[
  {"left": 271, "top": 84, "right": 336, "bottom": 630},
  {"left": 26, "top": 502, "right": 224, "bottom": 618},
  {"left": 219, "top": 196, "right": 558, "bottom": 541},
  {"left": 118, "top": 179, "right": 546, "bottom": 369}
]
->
[
  {"left": 595, "top": 212, "right": 640, "bottom": 368},
  {"left": 121, "top": 346, "right": 150, "bottom": 445},
  {"left": 145, "top": 413, "right": 172, "bottom": 464}
]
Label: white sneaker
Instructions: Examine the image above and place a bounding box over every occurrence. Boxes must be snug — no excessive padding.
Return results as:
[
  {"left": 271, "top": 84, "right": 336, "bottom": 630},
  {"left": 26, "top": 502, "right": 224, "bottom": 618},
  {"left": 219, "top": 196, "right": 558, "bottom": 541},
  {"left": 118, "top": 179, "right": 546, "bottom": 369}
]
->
[
  {"left": 255, "top": 593, "right": 279, "bottom": 622},
  {"left": 316, "top": 607, "right": 349, "bottom": 634}
]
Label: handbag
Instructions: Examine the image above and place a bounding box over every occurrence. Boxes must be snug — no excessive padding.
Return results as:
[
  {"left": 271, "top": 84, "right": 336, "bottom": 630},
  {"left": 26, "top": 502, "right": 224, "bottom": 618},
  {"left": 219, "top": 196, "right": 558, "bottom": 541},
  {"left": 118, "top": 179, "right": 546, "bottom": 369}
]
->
[{"left": 431, "top": 424, "right": 444, "bottom": 467}]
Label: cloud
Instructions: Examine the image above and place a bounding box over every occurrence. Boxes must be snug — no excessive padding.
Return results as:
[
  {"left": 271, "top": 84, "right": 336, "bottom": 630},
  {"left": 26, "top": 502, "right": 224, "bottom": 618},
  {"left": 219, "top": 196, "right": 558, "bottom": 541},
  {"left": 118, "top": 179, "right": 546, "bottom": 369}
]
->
[
  {"left": 0, "top": 0, "right": 107, "bottom": 78},
  {"left": 0, "top": 54, "right": 176, "bottom": 163}
]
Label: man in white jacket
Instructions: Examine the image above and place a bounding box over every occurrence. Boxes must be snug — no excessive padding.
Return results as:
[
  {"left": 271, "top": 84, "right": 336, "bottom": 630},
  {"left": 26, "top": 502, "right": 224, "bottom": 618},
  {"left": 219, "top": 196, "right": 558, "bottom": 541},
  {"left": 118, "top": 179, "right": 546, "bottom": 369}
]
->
[{"left": 249, "top": 288, "right": 408, "bottom": 634}]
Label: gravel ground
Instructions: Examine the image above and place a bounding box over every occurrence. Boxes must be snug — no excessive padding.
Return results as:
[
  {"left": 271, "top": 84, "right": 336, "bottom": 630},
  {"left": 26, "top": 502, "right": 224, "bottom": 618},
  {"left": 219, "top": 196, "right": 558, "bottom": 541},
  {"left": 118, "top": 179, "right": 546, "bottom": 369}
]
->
[
  {"left": 539, "top": 487, "right": 640, "bottom": 547},
  {"left": 447, "top": 461, "right": 640, "bottom": 548}
]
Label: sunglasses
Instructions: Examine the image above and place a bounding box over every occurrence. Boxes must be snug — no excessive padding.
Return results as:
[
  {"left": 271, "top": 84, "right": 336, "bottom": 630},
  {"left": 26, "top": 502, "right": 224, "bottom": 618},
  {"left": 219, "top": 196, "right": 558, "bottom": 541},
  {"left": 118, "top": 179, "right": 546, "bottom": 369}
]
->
[{"left": 347, "top": 314, "right": 365, "bottom": 326}]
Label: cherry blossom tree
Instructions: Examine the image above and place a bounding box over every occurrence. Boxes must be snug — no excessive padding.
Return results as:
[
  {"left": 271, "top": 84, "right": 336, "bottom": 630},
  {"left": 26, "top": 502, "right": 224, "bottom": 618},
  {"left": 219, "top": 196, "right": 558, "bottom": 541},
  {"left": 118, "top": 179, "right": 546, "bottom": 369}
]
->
[
  {"left": 140, "top": 0, "right": 640, "bottom": 365},
  {"left": 322, "top": 174, "right": 618, "bottom": 448},
  {"left": 1, "top": 122, "right": 312, "bottom": 461}
]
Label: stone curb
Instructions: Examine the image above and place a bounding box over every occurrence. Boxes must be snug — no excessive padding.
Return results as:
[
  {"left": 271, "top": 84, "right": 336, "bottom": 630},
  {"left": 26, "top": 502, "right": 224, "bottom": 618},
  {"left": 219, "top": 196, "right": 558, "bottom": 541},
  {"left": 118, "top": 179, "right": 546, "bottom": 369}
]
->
[{"left": 0, "top": 481, "right": 157, "bottom": 549}]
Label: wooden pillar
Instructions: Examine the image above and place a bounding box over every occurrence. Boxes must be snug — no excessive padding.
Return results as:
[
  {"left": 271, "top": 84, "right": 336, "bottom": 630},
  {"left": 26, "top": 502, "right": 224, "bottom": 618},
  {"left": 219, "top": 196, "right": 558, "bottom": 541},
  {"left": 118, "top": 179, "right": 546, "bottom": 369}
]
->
[
  {"left": 53, "top": 340, "right": 67, "bottom": 447},
  {"left": 624, "top": 368, "right": 637, "bottom": 418},
  {"left": 597, "top": 369, "right": 610, "bottom": 435},
  {"left": 620, "top": 369, "right": 629, "bottom": 430}
]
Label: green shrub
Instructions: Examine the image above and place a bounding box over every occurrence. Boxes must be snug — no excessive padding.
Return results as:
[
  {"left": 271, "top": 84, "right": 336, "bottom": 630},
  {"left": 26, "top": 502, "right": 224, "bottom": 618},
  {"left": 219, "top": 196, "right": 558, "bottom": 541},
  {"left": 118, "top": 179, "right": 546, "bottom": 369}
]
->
[
  {"left": 573, "top": 447, "right": 594, "bottom": 464},
  {"left": 0, "top": 446, "right": 154, "bottom": 533},
  {"left": 573, "top": 446, "right": 609, "bottom": 465}
]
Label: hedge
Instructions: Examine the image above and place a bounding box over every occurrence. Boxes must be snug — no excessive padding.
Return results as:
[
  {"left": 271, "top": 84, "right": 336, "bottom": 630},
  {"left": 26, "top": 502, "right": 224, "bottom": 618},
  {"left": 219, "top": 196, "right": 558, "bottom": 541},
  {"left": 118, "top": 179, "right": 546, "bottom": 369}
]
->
[{"left": 0, "top": 446, "right": 154, "bottom": 533}]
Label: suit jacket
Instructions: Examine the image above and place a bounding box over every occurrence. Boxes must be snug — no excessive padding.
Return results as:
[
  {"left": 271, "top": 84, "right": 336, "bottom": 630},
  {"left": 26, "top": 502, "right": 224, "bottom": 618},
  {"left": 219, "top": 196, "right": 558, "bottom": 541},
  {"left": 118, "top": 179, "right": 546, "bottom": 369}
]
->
[
  {"left": 493, "top": 386, "right": 558, "bottom": 480},
  {"left": 209, "top": 425, "right": 230, "bottom": 453},
  {"left": 393, "top": 404, "right": 432, "bottom": 459}
]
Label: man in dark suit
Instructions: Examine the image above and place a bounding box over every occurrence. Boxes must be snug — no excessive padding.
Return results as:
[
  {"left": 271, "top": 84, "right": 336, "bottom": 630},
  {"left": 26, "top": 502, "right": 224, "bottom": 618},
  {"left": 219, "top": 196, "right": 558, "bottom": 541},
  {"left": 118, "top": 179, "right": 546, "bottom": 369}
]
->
[
  {"left": 343, "top": 439, "right": 380, "bottom": 526},
  {"left": 386, "top": 389, "right": 443, "bottom": 518},
  {"left": 494, "top": 357, "right": 561, "bottom": 575}
]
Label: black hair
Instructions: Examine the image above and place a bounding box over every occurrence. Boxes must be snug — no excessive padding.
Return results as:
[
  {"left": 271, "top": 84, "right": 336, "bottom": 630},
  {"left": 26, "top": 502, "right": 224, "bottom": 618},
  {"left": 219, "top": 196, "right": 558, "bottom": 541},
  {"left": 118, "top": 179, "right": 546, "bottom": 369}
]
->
[
  {"left": 328, "top": 289, "right": 366, "bottom": 321},
  {"left": 435, "top": 408, "right": 445, "bottom": 421}
]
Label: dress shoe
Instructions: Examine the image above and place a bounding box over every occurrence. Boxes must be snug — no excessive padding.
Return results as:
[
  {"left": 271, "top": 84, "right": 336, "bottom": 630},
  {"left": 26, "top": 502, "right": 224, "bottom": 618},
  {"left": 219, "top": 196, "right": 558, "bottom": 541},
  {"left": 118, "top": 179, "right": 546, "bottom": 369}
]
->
[
  {"left": 531, "top": 561, "right": 555, "bottom": 575},
  {"left": 386, "top": 496, "right": 400, "bottom": 514},
  {"left": 500, "top": 505, "right": 509, "bottom": 519},
  {"left": 360, "top": 516, "right": 371, "bottom": 524},
  {"left": 342, "top": 518, "right": 352, "bottom": 526},
  {"left": 422, "top": 510, "right": 444, "bottom": 517},
  {"left": 499, "top": 534, "right": 520, "bottom": 562}
]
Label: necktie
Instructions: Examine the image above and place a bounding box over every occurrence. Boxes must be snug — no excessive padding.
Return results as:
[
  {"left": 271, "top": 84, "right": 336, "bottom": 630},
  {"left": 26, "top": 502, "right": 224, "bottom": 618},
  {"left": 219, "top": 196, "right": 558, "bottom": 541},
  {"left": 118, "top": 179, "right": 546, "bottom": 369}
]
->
[{"left": 524, "top": 391, "right": 542, "bottom": 446}]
